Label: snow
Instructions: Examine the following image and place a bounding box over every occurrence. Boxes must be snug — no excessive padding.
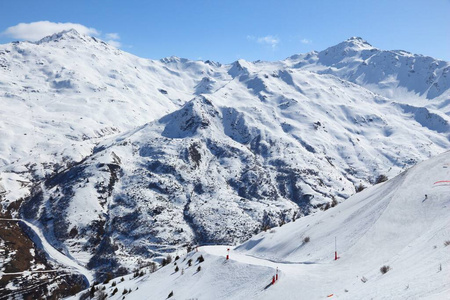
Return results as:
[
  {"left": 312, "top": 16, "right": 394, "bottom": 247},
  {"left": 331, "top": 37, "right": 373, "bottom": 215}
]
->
[
  {"left": 101, "top": 150, "right": 450, "bottom": 299},
  {"left": 3, "top": 218, "right": 94, "bottom": 286},
  {"left": 0, "top": 30, "right": 449, "bottom": 297}
]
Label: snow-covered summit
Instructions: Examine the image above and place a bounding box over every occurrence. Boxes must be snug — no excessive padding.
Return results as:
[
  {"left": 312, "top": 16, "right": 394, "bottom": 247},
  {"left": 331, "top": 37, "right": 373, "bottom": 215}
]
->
[
  {"left": 285, "top": 37, "right": 450, "bottom": 109},
  {"left": 35, "top": 28, "right": 89, "bottom": 44}
]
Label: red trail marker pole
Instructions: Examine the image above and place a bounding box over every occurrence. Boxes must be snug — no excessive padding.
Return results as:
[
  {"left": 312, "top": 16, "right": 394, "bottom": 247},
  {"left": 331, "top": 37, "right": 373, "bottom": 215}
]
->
[
  {"left": 272, "top": 276, "right": 276, "bottom": 285},
  {"left": 276, "top": 267, "right": 278, "bottom": 281},
  {"left": 334, "top": 237, "right": 338, "bottom": 260},
  {"left": 226, "top": 248, "right": 230, "bottom": 260}
]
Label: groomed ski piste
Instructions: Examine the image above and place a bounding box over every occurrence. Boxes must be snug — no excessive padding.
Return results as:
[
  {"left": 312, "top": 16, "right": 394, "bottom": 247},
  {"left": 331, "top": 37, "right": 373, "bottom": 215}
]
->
[{"left": 76, "top": 150, "right": 450, "bottom": 299}]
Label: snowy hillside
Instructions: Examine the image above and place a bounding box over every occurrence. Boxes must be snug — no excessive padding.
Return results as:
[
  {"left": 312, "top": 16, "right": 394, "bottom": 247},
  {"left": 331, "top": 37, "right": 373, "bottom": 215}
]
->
[
  {"left": 284, "top": 37, "right": 450, "bottom": 114},
  {"left": 20, "top": 65, "right": 449, "bottom": 277},
  {"left": 0, "top": 29, "right": 229, "bottom": 190},
  {"left": 0, "top": 30, "right": 449, "bottom": 294},
  {"left": 85, "top": 150, "right": 450, "bottom": 299}
]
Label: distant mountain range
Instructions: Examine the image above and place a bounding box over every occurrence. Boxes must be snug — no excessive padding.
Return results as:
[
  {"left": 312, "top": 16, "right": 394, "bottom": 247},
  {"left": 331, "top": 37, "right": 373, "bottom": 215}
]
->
[{"left": 0, "top": 30, "right": 448, "bottom": 280}]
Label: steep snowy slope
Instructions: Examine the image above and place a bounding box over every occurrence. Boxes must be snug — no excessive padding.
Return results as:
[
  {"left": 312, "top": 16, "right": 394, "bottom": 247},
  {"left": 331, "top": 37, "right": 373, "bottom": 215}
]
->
[
  {"left": 20, "top": 63, "right": 449, "bottom": 276},
  {"left": 90, "top": 151, "right": 450, "bottom": 299},
  {"left": 285, "top": 37, "right": 450, "bottom": 114},
  {"left": 0, "top": 29, "right": 230, "bottom": 202}
]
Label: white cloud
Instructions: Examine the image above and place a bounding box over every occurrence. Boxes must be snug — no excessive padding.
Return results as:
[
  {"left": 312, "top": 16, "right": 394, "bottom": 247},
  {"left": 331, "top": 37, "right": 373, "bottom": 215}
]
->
[
  {"left": 107, "top": 40, "right": 121, "bottom": 48},
  {"left": 1, "top": 21, "right": 100, "bottom": 41},
  {"left": 257, "top": 35, "right": 279, "bottom": 49},
  {"left": 247, "top": 35, "right": 280, "bottom": 49},
  {"left": 301, "top": 38, "right": 312, "bottom": 44},
  {"left": 106, "top": 32, "right": 120, "bottom": 40}
]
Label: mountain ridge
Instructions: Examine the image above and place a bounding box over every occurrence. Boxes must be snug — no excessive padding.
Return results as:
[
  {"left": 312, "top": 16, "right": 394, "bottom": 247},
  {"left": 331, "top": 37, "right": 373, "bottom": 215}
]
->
[{"left": 0, "top": 30, "right": 449, "bottom": 283}]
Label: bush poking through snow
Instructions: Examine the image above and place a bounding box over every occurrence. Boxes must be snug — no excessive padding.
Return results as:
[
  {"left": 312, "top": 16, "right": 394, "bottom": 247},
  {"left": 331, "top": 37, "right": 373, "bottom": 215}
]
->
[
  {"left": 149, "top": 262, "right": 157, "bottom": 273},
  {"left": 197, "top": 255, "right": 205, "bottom": 263},
  {"left": 375, "top": 174, "right": 388, "bottom": 184},
  {"left": 355, "top": 183, "right": 366, "bottom": 193},
  {"left": 111, "top": 287, "right": 118, "bottom": 296},
  {"left": 444, "top": 240, "right": 450, "bottom": 247},
  {"left": 162, "top": 255, "right": 173, "bottom": 266},
  {"left": 168, "top": 291, "right": 174, "bottom": 298},
  {"left": 122, "top": 288, "right": 128, "bottom": 294},
  {"left": 103, "top": 273, "right": 113, "bottom": 284},
  {"left": 187, "top": 259, "right": 192, "bottom": 266},
  {"left": 175, "top": 266, "right": 179, "bottom": 272},
  {"left": 380, "top": 265, "right": 390, "bottom": 274},
  {"left": 97, "top": 290, "right": 107, "bottom": 300},
  {"left": 197, "top": 266, "right": 201, "bottom": 272},
  {"left": 303, "top": 236, "right": 310, "bottom": 243}
]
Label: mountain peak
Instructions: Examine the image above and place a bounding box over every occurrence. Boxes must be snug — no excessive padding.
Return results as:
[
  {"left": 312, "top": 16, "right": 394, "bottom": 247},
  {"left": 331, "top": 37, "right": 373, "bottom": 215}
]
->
[
  {"left": 337, "top": 36, "right": 374, "bottom": 51},
  {"left": 36, "top": 29, "right": 89, "bottom": 44}
]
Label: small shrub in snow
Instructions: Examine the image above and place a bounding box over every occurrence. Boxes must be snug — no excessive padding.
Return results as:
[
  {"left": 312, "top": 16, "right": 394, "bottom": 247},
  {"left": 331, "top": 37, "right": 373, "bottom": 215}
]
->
[
  {"left": 175, "top": 255, "right": 180, "bottom": 261},
  {"left": 360, "top": 276, "right": 368, "bottom": 283},
  {"left": 331, "top": 197, "right": 338, "bottom": 207},
  {"left": 303, "top": 236, "right": 310, "bottom": 243},
  {"left": 122, "top": 288, "right": 128, "bottom": 294},
  {"left": 111, "top": 281, "right": 116, "bottom": 287},
  {"left": 168, "top": 291, "right": 174, "bottom": 298},
  {"left": 444, "top": 240, "right": 450, "bottom": 247},
  {"left": 90, "top": 286, "right": 96, "bottom": 297},
  {"left": 175, "top": 266, "right": 179, "bottom": 272},
  {"left": 187, "top": 259, "right": 192, "bottom": 266},
  {"left": 197, "top": 255, "right": 205, "bottom": 263},
  {"left": 162, "top": 255, "right": 173, "bottom": 266},
  {"left": 355, "top": 183, "right": 366, "bottom": 193},
  {"left": 121, "top": 277, "right": 124, "bottom": 282},
  {"left": 103, "top": 273, "right": 113, "bottom": 284},
  {"left": 149, "top": 262, "right": 157, "bottom": 273},
  {"left": 197, "top": 266, "right": 201, "bottom": 272},
  {"left": 375, "top": 174, "right": 388, "bottom": 184},
  {"left": 97, "top": 290, "right": 107, "bottom": 300},
  {"left": 111, "top": 287, "right": 118, "bottom": 296},
  {"left": 380, "top": 265, "right": 390, "bottom": 274}
]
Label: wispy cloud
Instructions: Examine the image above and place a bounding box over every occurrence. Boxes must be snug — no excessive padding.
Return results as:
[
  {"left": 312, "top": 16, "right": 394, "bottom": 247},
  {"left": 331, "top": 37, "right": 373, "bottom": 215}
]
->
[
  {"left": 247, "top": 35, "right": 280, "bottom": 49},
  {"left": 1, "top": 21, "right": 100, "bottom": 41},
  {"left": 106, "top": 40, "right": 121, "bottom": 48},
  {"left": 105, "top": 32, "right": 120, "bottom": 40},
  {"left": 301, "top": 38, "right": 312, "bottom": 44},
  {"left": 105, "top": 32, "right": 121, "bottom": 48}
]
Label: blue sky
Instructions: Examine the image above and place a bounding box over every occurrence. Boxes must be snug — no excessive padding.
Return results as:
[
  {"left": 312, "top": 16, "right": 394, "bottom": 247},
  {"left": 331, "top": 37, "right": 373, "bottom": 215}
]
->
[{"left": 1, "top": 0, "right": 449, "bottom": 63}]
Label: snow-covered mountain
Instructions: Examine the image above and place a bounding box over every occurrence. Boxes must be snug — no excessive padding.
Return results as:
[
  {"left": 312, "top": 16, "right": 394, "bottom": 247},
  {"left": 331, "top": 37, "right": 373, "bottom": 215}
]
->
[
  {"left": 81, "top": 150, "right": 450, "bottom": 300},
  {"left": 0, "top": 30, "right": 449, "bottom": 289},
  {"left": 285, "top": 37, "right": 450, "bottom": 114}
]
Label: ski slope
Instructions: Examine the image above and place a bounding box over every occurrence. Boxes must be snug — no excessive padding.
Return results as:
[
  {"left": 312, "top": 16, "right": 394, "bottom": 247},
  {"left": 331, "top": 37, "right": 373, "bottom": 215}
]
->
[{"left": 92, "top": 151, "right": 450, "bottom": 299}]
